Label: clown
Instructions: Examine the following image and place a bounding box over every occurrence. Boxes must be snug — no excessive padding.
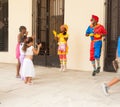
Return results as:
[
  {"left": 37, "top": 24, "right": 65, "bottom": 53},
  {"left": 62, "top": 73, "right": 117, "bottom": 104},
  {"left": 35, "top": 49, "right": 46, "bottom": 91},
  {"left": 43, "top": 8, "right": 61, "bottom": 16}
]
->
[
  {"left": 86, "top": 15, "right": 107, "bottom": 76},
  {"left": 53, "top": 24, "right": 69, "bottom": 71}
]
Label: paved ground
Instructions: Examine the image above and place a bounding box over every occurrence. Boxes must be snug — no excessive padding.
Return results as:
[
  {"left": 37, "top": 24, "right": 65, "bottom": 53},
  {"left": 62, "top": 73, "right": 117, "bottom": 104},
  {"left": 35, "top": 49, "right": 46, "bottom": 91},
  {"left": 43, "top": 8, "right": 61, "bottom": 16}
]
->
[{"left": 0, "top": 63, "right": 120, "bottom": 107}]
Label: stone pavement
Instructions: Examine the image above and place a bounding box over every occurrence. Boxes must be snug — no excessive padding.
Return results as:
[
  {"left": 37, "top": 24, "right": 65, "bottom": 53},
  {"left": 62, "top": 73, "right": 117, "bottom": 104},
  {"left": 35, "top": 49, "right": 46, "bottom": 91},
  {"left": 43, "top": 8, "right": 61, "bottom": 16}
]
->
[{"left": 0, "top": 63, "right": 120, "bottom": 107}]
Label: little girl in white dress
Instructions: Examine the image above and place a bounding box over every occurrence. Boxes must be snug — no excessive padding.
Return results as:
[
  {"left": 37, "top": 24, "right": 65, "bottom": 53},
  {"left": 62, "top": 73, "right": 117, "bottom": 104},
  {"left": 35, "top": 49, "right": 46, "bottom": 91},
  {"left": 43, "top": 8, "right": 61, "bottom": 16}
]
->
[
  {"left": 19, "top": 36, "right": 27, "bottom": 80},
  {"left": 21, "top": 37, "right": 41, "bottom": 84}
]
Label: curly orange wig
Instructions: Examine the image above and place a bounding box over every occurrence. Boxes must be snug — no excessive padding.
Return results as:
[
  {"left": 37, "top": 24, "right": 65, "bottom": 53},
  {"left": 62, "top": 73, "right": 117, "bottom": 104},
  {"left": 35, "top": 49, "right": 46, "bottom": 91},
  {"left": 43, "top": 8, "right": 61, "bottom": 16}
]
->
[{"left": 60, "top": 24, "right": 68, "bottom": 31}]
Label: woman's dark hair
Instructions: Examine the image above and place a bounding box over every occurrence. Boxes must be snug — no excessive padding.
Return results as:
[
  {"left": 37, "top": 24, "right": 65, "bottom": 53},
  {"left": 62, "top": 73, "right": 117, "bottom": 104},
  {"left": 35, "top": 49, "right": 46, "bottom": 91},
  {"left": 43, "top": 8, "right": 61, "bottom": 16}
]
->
[
  {"left": 19, "top": 26, "right": 26, "bottom": 32},
  {"left": 22, "top": 37, "right": 33, "bottom": 52}
]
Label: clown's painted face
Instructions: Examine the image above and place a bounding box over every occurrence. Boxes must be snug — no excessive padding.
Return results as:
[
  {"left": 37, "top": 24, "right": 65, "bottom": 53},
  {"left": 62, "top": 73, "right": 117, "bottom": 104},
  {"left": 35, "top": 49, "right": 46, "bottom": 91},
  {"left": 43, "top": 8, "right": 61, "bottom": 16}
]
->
[{"left": 91, "top": 18, "right": 97, "bottom": 26}]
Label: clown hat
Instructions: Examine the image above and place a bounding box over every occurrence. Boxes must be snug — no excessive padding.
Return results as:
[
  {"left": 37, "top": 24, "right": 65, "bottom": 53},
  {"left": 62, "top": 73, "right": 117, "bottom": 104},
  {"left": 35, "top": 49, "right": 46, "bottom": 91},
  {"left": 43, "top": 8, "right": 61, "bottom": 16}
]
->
[
  {"left": 60, "top": 24, "right": 68, "bottom": 31},
  {"left": 91, "top": 15, "right": 99, "bottom": 22}
]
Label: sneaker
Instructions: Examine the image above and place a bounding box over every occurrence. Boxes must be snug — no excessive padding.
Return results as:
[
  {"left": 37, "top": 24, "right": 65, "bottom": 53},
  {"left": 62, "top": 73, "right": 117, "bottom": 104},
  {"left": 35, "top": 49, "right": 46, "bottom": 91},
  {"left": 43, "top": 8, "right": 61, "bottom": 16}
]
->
[
  {"left": 62, "top": 65, "right": 66, "bottom": 72},
  {"left": 59, "top": 68, "right": 63, "bottom": 71},
  {"left": 28, "top": 82, "right": 33, "bottom": 85},
  {"left": 63, "top": 68, "right": 66, "bottom": 72},
  {"left": 102, "top": 83, "right": 109, "bottom": 96},
  {"left": 92, "top": 70, "right": 96, "bottom": 76},
  {"left": 96, "top": 67, "right": 101, "bottom": 73},
  {"left": 16, "top": 75, "right": 21, "bottom": 78}
]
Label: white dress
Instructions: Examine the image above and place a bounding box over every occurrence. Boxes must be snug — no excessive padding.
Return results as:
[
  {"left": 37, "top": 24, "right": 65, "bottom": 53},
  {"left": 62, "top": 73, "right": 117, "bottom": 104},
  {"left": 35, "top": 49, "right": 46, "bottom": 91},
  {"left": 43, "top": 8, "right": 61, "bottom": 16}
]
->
[
  {"left": 19, "top": 43, "right": 25, "bottom": 64},
  {"left": 22, "top": 46, "right": 35, "bottom": 77},
  {"left": 19, "top": 43, "right": 25, "bottom": 79}
]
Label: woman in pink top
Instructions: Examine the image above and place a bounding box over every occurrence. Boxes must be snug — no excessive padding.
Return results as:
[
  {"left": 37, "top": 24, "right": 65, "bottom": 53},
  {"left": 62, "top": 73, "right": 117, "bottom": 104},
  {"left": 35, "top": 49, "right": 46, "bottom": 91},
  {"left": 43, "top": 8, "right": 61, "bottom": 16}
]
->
[{"left": 16, "top": 26, "right": 28, "bottom": 78}]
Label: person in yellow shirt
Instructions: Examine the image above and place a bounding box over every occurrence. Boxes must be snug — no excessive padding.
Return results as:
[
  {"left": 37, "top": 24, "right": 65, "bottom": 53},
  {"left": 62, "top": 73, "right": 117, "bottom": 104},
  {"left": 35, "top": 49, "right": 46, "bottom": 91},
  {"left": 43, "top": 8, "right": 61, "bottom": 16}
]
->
[{"left": 53, "top": 24, "right": 69, "bottom": 71}]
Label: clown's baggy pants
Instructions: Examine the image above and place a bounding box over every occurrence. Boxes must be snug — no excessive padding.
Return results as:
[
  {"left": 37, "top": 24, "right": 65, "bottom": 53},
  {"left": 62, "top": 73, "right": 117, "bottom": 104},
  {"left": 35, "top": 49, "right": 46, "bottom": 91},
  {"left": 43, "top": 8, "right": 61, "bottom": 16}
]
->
[{"left": 90, "top": 40, "right": 102, "bottom": 61}]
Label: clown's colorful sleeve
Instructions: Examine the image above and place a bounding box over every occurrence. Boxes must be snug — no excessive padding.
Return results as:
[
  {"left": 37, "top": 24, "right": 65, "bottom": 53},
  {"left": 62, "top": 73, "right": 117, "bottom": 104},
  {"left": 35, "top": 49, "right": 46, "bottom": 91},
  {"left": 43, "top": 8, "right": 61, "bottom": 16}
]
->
[
  {"left": 100, "top": 25, "right": 107, "bottom": 35},
  {"left": 86, "top": 26, "right": 94, "bottom": 34},
  {"left": 86, "top": 26, "right": 94, "bottom": 40},
  {"left": 57, "top": 33, "right": 60, "bottom": 39},
  {"left": 64, "top": 34, "right": 69, "bottom": 38},
  {"left": 86, "top": 26, "right": 91, "bottom": 35},
  {"left": 94, "top": 25, "right": 107, "bottom": 36}
]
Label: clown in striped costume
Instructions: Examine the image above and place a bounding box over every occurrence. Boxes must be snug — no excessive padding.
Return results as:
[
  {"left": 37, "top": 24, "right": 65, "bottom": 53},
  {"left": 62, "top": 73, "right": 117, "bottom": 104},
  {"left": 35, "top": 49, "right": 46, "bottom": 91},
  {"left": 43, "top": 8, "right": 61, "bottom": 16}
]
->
[{"left": 86, "top": 15, "right": 107, "bottom": 76}]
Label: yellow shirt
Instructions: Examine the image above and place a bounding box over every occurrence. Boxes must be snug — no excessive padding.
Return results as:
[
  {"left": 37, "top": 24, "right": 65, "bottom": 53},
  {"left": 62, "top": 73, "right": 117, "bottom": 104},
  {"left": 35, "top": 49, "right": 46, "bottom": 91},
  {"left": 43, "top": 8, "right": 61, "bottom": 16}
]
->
[{"left": 57, "top": 33, "right": 69, "bottom": 44}]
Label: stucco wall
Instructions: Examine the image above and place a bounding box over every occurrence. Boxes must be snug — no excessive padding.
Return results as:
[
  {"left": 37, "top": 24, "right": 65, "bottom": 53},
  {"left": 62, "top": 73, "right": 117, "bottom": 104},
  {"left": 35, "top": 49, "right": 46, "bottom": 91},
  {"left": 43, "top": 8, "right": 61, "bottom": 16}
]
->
[
  {"left": 0, "top": 0, "right": 32, "bottom": 63},
  {"left": 65, "top": 0, "right": 106, "bottom": 71},
  {"left": 0, "top": 0, "right": 106, "bottom": 71}
]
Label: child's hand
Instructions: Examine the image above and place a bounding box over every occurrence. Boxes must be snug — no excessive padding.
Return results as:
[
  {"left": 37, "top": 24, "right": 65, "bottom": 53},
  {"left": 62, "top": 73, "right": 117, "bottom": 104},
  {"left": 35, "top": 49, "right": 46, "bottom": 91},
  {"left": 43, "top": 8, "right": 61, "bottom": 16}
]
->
[
  {"left": 53, "top": 30, "right": 57, "bottom": 37},
  {"left": 25, "top": 31, "right": 28, "bottom": 35},
  {"left": 115, "top": 57, "right": 118, "bottom": 61},
  {"left": 32, "top": 35, "right": 36, "bottom": 40},
  {"left": 38, "top": 43, "right": 42, "bottom": 48}
]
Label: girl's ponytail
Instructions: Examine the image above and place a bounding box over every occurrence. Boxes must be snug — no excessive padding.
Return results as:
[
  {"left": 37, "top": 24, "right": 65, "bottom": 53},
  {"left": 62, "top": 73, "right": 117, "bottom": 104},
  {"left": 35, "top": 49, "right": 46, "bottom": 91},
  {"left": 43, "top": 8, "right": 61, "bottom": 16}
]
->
[{"left": 22, "top": 42, "right": 28, "bottom": 52}]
